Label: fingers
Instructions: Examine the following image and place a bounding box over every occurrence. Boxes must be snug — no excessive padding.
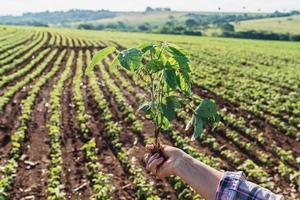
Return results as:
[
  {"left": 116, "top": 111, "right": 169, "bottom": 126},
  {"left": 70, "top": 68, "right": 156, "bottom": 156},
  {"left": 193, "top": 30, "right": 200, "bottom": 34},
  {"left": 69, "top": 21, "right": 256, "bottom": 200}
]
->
[
  {"left": 156, "top": 159, "right": 173, "bottom": 179},
  {"left": 147, "top": 157, "right": 164, "bottom": 174},
  {"left": 147, "top": 153, "right": 159, "bottom": 166},
  {"left": 144, "top": 153, "right": 151, "bottom": 164},
  {"left": 144, "top": 151, "right": 158, "bottom": 164}
]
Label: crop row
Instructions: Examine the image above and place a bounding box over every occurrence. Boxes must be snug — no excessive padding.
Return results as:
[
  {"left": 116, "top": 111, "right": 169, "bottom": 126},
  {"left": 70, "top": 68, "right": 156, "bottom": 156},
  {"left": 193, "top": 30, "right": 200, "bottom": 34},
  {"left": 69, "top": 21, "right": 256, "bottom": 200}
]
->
[
  {"left": 86, "top": 50, "right": 160, "bottom": 200},
  {"left": 119, "top": 61, "right": 287, "bottom": 192},
  {"left": 0, "top": 30, "right": 33, "bottom": 56},
  {"left": 0, "top": 50, "right": 65, "bottom": 199},
  {"left": 0, "top": 29, "right": 19, "bottom": 42},
  {"left": 0, "top": 31, "right": 48, "bottom": 75},
  {"left": 192, "top": 59, "right": 300, "bottom": 123},
  {"left": 192, "top": 45, "right": 299, "bottom": 88},
  {"left": 0, "top": 48, "right": 55, "bottom": 112},
  {"left": 180, "top": 97, "right": 299, "bottom": 185},
  {"left": 72, "top": 50, "right": 113, "bottom": 199},
  {"left": 46, "top": 50, "right": 72, "bottom": 199},
  {"left": 191, "top": 66, "right": 300, "bottom": 140},
  {"left": 0, "top": 47, "right": 51, "bottom": 89},
  {"left": 104, "top": 55, "right": 227, "bottom": 199}
]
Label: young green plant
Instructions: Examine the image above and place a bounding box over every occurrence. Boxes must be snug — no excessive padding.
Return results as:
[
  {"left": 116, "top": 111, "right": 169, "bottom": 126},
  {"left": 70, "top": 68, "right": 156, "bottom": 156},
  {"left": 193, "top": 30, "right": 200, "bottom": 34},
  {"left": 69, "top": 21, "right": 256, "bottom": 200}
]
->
[{"left": 88, "top": 43, "right": 220, "bottom": 151}]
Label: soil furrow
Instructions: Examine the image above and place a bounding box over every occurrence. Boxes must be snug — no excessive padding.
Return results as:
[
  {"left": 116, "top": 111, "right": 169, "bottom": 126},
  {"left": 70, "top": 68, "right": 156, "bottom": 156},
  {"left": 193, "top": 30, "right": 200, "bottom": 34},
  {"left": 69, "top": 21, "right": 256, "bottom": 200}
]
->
[
  {"left": 0, "top": 32, "right": 50, "bottom": 70},
  {"left": 0, "top": 33, "right": 35, "bottom": 56},
  {"left": 107, "top": 61, "right": 291, "bottom": 193},
  {"left": 114, "top": 60, "right": 299, "bottom": 163},
  {"left": 84, "top": 75, "right": 138, "bottom": 200},
  {"left": 60, "top": 50, "right": 93, "bottom": 199},
  {"left": 96, "top": 62, "right": 185, "bottom": 199},
  {"left": 192, "top": 85, "right": 300, "bottom": 155},
  {"left": 0, "top": 49, "right": 63, "bottom": 166},
  {"left": 10, "top": 50, "right": 70, "bottom": 199}
]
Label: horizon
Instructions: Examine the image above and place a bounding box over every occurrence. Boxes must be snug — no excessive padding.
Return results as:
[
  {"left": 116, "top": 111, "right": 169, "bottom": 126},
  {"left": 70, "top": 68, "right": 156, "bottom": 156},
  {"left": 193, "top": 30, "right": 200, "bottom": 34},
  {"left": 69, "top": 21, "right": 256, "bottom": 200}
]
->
[{"left": 0, "top": 0, "right": 300, "bottom": 16}]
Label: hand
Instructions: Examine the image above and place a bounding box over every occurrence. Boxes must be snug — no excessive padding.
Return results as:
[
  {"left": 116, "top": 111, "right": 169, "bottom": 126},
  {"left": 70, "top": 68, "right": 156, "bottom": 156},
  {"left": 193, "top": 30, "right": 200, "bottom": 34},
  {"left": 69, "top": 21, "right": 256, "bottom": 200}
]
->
[{"left": 144, "top": 144, "right": 186, "bottom": 179}]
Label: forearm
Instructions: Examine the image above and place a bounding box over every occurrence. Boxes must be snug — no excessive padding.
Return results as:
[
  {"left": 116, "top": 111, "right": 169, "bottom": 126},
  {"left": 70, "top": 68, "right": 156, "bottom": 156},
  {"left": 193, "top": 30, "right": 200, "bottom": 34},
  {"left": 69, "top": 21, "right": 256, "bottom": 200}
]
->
[{"left": 174, "top": 153, "right": 224, "bottom": 200}]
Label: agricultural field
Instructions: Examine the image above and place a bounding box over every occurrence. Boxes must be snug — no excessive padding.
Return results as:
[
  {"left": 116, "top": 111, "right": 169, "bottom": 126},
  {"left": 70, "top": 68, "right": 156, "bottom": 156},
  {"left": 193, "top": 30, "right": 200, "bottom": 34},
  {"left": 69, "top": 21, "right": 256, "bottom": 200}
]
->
[
  {"left": 0, "top": 25, "right": 299, "bottom": 199},
  {"left": 68, "top": 11, "right": 188, "bottom": 27},
  {"left": 234, "top": 15, "right": 300, "bottom": 34}
]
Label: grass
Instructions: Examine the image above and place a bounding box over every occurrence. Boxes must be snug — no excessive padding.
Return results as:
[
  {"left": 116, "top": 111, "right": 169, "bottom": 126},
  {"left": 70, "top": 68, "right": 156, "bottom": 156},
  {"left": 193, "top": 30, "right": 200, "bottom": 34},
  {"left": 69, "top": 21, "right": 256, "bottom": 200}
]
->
[{"left": 234, "top": 15, "right": 300, "bottom": 34}]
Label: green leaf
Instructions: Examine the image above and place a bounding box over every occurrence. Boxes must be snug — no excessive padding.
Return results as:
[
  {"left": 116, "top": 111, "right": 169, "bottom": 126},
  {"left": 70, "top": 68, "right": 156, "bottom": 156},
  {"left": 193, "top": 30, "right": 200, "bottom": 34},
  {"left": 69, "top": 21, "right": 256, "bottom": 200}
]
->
[
  {"left": 138, "top": 101, "right": 155, "bottom": 119},
  {"left": 195, "top": 99, "right": 218, "bottom": 118},
  {"left": 109, "top": 56, "right": 120, "bottom": 69},
  {"left": 117, "top": 48, "right": 143, "bottom": 71},
  {"left": 206, "top": 113, "right": 221, "bottom": 128},
  {"left": 166, "top": 96, "right": 181, "bottom": 109},
  {"left": 139, "top": 43, "right": 156, "bottom": 53},
  {"left": 145, "top": 59, "right": 164, "bottom": 73},
  {"left": 164, "top": 68, "right": 177, "bottom": 90},
  {"left": 177, "top": 68, "right": 191, "bottom": 95},
  {"left": 138, "top": 102, "right": 151, "bottom": 113},
  {"left": 192, "top": 117, "right": 204, "bottom": 141},
  {"left": 86, "top": 47, "right": 116, "bottom": 74},
  {"left": 161, "top": 96, "right": 181, "bottom": 122},
  {"left": 185, "top": 115, "right": 195, "bottom": 131},
  {"left": 167, "top": 45, "right": 189, "bottom": 63},
  {"left": 167, "top": 44, "right": 190, "bottom": 72},
  {"left": 162, "top": 103, "right": 176, "bottom": 122},
  {"left": 161, "top": 115, "right": 170, "bottom": 130}
]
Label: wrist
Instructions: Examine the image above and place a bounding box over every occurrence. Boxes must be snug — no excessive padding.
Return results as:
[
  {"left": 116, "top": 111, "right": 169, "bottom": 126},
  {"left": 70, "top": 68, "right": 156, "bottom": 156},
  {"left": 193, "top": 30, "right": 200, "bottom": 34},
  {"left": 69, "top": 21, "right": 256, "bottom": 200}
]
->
[{"left": 173, "top": 151, "right": 191, "bottom": 177}]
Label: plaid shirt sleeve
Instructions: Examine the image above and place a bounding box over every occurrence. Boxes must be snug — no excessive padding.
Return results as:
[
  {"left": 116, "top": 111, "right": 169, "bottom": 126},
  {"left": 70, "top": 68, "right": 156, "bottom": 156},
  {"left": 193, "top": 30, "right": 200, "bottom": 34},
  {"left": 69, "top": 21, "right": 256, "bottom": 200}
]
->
[{"left": 215, "top": 171, "right": 284, "bottom": 200}]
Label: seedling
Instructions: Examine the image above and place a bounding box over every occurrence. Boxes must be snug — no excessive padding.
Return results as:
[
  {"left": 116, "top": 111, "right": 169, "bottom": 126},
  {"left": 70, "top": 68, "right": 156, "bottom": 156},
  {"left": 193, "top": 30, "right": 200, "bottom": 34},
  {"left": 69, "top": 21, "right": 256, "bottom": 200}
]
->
[{"left": 88, "top": 42, "right": 220, "bottom": 152}]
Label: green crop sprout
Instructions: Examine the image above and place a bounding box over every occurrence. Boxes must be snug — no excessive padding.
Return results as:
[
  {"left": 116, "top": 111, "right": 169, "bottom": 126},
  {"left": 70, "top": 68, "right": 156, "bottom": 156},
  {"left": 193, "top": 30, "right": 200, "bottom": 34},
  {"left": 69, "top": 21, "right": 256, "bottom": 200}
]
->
[{"left": 88, "top": 42, "right": 220, "bottom": 151}]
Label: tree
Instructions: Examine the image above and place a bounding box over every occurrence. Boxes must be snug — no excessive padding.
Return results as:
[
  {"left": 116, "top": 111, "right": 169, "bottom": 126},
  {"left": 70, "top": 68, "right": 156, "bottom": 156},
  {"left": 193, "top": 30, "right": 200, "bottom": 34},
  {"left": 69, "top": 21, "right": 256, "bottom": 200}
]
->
[
  {"left": 220, "top": 23, "right": 235, "bottom": 32},
  {"left": 185, "top": 19, "right": 198, "bottom": 28},
  {"left": 138, "top": 23, "right": 151, "bottom": 32},
  {"left": 145, "top": 7, "right": 154, "bottom": 12}
]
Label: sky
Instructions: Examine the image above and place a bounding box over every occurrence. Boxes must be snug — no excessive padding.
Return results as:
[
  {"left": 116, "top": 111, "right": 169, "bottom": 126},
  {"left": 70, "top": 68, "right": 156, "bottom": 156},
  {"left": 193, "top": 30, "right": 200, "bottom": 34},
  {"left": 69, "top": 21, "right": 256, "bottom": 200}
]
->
[{"left": 0, "top": 0, "right": 300, "bottom": 16}]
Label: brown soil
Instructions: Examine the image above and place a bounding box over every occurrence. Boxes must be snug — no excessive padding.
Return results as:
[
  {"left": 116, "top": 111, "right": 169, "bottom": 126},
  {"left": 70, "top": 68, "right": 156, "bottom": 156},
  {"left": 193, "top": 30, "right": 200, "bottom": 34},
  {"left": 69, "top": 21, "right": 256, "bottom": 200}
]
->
[
  {"left": 192, "top": 85, "right": 300, "bottom": 160},
  {"left": 94, "top": 64, "right": 178, "bottom": 199},
  {"left": 0, "top": 49, "right": 62, "bottom": 166},
  {"left": 108, "top": 59, "right": 293, "bottom": 195},
  {"left": 0, "top": 38, "right": 298, "bottom": 199},
  {"left": 59, "top": 50, "right": 93, "bottom": 199},
  {"left": 0, "top": 33, "right": 36, "bottom": 55},
  {"left": 82, "top": 49, "right": 137, "bottom": 199},
  {"left": 0, "top": 32, "right": 50, "bottom": 71},
  {"left": 85, "top": 79, "right": 138, "bottom": 200},
  {"left": 10, "top": 50, "right": 70, "bottom": 199}
]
